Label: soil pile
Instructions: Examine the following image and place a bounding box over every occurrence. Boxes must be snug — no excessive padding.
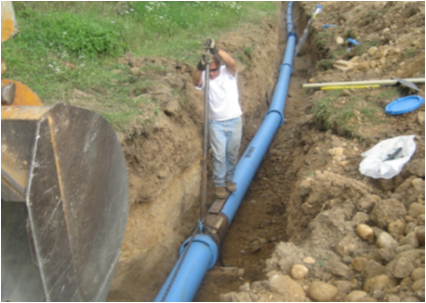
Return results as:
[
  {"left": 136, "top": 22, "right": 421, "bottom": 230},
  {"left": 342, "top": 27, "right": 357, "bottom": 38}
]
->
[{"left": 216, "top": 1, "right": 425, "bottom": 302}]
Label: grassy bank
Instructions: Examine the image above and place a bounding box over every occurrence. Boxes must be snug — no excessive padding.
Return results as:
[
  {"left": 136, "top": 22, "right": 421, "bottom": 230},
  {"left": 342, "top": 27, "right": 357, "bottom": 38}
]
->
[{"left": 2, "top": 1, "right": 277, "bottom": 130}]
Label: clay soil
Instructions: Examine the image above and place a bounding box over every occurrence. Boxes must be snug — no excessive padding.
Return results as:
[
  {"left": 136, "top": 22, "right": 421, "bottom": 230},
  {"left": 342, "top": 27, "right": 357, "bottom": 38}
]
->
[{"left": 108, "top": 2, "right": 425, "bottom": 302}]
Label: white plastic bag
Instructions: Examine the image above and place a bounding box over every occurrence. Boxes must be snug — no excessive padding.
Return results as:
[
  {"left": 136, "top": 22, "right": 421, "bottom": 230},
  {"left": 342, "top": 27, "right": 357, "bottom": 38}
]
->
[{"left": 359, "top": 135, "right": 416, "bottom": 179}]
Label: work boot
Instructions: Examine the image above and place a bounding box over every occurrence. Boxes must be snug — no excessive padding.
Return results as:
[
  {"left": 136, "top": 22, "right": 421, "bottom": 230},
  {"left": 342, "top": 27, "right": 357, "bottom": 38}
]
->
[
  {"left": 215, "top": 186, "right": 227, "bottom": 199},
  {"left": 226, "top": 181, "right": 237, "bottom": 192}
]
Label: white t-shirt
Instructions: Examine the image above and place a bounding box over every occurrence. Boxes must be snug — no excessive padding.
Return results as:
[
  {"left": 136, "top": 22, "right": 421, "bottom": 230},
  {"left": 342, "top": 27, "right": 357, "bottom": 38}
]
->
[{"left": 196, "top": 65, "right": 242, "bottom": 121}]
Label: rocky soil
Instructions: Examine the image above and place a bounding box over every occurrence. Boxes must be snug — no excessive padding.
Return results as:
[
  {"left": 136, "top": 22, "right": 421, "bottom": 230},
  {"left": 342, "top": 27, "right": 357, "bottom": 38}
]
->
[
  {"left": 107, "top": 1, "right": 425, "bottom": 302},
  {"left": 216, "top": 1, "right": 425, "bottom": 302}
]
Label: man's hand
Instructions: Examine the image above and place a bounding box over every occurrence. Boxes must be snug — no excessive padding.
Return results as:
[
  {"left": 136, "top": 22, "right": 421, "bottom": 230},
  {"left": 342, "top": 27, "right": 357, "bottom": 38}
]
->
[
  {"left": 197, "top": 53, "right": 213, "bottom": 71},
  {"left": 202, "top": 38, "right": 219, "bottom": 55}
]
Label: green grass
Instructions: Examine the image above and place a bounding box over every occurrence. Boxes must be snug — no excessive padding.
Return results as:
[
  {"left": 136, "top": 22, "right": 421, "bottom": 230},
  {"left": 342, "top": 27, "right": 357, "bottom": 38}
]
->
[
  {"left": 316, "top": 59, "right": 333, "bottom": 71},
  {"left": 316, "top": 31, "right": 334, "bottom": 49},
  {"left": 403, "top": 47, "right": 418, "bottom": 59},
  {"left": 310, "top": 90, "right": 385, "bottom": 137},
  {"left": 2, "top": 1, "right": 277, "bottom": 131}
]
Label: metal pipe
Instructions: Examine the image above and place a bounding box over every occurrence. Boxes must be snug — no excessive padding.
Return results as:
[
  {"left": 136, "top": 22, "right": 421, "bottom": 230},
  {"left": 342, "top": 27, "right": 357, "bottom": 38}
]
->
[
  {"left": 303, "top": 78, "right": 425, "bottom": 88},
  {"left": 155, "top": 3, "right": 297, "bottom": 301},
  {"left": 200, "top": 52, "right": 211, "bottom": 223}
]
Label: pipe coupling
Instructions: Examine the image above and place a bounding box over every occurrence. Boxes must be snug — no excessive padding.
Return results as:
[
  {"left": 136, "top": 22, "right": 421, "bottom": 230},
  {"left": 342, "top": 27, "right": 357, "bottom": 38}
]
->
[{"left": 180, "top": 234, "right": 219, "bottom": 269}]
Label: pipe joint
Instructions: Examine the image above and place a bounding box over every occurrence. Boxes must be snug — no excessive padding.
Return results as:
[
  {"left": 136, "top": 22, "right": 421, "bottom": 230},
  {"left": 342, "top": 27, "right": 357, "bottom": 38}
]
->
[
  {"left": 287, "top": 31, "right": 298, "bottom": 43},
  {"left": 279, "top": 62, "right": 293, "bottom": 74},
  {"left": 265, "top": 109, "right": 284, "bottom": 126},
  {"left": 180, "top": 234, "right": 218, "bottom": 269}
]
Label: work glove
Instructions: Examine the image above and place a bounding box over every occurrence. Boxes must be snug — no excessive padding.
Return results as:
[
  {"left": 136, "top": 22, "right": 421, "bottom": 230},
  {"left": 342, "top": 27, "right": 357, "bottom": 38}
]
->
[
  {"left": 197, "top": 53, "right": 213, "bottom": 71},
  {"left": 202, "top": 38, "right": 219, "bottom": 55}
]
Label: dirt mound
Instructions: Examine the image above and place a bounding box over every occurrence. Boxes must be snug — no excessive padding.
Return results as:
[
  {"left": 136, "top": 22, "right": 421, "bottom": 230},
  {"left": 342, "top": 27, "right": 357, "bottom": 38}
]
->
[{"left": 218, "top": 1, "right": 425, "bottom": 302}]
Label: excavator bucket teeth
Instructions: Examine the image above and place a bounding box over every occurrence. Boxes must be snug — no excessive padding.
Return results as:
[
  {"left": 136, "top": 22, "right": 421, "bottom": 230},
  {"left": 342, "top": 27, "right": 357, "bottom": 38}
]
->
[{"left": 1, "top": 103, "right": 129, "bottom": 302}]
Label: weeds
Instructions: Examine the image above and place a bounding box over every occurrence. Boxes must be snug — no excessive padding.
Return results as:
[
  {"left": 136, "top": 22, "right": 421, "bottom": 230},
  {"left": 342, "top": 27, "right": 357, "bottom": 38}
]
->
[
  {"left": 403, "top": 47, "right": 418, "bottom": 59},
  {"left": 316, "top": 59, "right": 333, "bottom": 71},
  {"left": 310, "top": 90, "right": 385, "bottom": 137}
]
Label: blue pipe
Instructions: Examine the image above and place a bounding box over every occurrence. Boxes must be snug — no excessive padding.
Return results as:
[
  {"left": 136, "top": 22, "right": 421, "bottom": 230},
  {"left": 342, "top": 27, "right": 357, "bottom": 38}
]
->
[
  {"left": 155, "top": 235, "right": 218, "bottom": 302},
  {"left": 155, "top": 3, "right": 297, "bottom": 301}
]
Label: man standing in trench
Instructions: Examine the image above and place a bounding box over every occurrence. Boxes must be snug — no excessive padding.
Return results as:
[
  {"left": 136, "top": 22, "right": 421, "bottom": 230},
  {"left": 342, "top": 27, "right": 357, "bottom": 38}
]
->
[{"left": 192, "top": 38, "right": 242, "bottom": 199}]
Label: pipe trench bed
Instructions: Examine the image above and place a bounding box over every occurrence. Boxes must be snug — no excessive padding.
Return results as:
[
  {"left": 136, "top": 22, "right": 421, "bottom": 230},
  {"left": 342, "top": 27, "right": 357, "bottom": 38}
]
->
[{"left": 155, "top": 2, "right": 297, "bottom": 301}]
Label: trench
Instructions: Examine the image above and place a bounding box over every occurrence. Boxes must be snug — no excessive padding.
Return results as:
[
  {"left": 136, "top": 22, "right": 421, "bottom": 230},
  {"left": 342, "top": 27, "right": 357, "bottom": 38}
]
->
[
  {"left": 108, "top": 2, "right": 319, "bottom": 302},
  {"left": 193, "top": 3, "right": 315, "bottom": 301}
]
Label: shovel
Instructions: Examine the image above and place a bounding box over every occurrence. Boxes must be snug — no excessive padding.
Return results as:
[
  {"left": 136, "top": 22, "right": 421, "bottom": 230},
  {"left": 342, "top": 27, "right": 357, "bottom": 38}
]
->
[{"left": 392, "top": 78, "right": 422, "bottom": 92}]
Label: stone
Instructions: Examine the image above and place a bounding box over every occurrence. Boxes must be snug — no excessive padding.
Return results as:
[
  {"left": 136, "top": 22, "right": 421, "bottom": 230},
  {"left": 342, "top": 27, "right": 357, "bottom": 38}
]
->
[
  {"left": 400, "top": 277, "right": 413, "bottom": 286},
  {"left": 412, "top": 278, "right": 425, "bottom": 292},
  {"left": 392, "top": 257, "right": 415, "bottom": 278},
  {"left": 415, "top": 289, "right": 425, "bottom": 301},
  {"left": 376, "top": 247, "right": 396, "bottom": 263},
  {"left": 411, "top": 178, "right": 425, "bottom": 189},
  {"left": 372, "top": 226, "right": 386, "bottom": 238},
  {"left": 356, "top": 195, "right": 380, "bottom": 212},
  {"left": 220, "top": 291, "right": 252, "bottom": 302},
  {"left": 372, "top": 289, "right": 385, "bottom": 300},
  {"left": 326, "top": 261, "right": 351, "bottom": 279},
  {"left": 345, "top": 290, "right": 368, "bottom": 302},
  {"left": 364, "top": 274, "right": 398, "bottom": 292},
  {"left": 399, "top": 232, "right": 419, "bottom": 248},
  {"left": 415, "top": 227, "right": 425, "bottom": 245},
  {"left": 417, "top": 112, "right": 425, "bottom": 126},
  {"left": 402, "top": 297, "right": 420, "bottom": 302},
  {"left": 396, "top": 177, "right": 416, "bottom": 193},
  {"left": 384, "top": 294, "right": 400, "bottom": 302},
  {"left": 308, "top": 281, "right": 338, "bottom": 302},
  {"left": 351, "top": 257, "right": 369, "bottom": 272},
  {"left": 376, "top": 232, "right": 399, "bottom": 250},
  {"left": 269, "top": 274, "right": 306, "bottom": 301},
  {"left": 388, "top": 220, "right": 406, "bottom": 239},
  {"left": 385, "top": 249, "right": 425, "bottom": 277},
  {"left": 238, "top": 282, "right": 250, "bottom": 292},
  {"left": 370, "top": 199, "right": 407, "bottom": 229},
  {"left": 412, "top": 268, "right": 425, "bottom": 282},
  {"left": 408, "top": 203, "right": 425, "bottom": 218},
  {"left": 291, "top": 264, "right": 308, "bottom": 280},
  {"left": 418, "top": 214, "right": 425, "bottom": 226},
  {"left": 335, "top": 234, "right": 357, "bottom": 257},
  {"left": 368, "top": 46, "right": 379, "bottom": 57},
  {"left": 363, "top": 260, "right": 385, "bottom": 280},
  {"left": 402, "top": 187, "right": 424, "bottom": 208},
  {"left": 357, "top": 224, "right": 374, "bottom": 240},
  {"left": 250, "top": 243, "right": 261, "bottom": 254},
  {"left": 405, "top": 222, "right": 417, "bottom": 235},
  {"left": 359, "top": 62, "right": 370, "bottom": 71},
  {"left": 302, "top": 256, "right": 315, "bottom": 265},
  {"left": 395, "top": 245, "right": 415, "bottom": 254},
  {"left": 336, "top": 36, "right": 344, "bottom": 45},
  {"left": 334, "top": 280, "right": 356, "bottom": 298}
]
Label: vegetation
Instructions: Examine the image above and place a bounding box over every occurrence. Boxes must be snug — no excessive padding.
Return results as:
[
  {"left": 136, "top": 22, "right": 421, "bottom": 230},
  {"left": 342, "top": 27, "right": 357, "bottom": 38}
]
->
[
  {"left": 310, "top": 90, "right": 387, "bottom": 138},
  {"left": 2, "top": 1, "right": 277, "bottom": 131}
]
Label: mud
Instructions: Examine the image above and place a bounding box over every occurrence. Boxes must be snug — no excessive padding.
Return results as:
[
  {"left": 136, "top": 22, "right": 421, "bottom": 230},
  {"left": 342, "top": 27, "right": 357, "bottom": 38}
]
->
[{"left": 107, "top": 1, "right": 425, "bottom": 302}]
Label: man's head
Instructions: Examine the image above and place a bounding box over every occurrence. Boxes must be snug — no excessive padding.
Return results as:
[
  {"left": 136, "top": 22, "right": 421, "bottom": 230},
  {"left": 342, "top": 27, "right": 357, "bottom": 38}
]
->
[{"left": 209, "top": 54, "right": 221, "bottom": 80}]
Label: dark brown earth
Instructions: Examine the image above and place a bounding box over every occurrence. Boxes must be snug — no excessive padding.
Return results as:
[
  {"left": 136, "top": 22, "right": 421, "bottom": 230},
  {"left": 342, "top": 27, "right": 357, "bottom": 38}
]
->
[{"left": 105, "top": 1, "right": 425, "bottom": 301}]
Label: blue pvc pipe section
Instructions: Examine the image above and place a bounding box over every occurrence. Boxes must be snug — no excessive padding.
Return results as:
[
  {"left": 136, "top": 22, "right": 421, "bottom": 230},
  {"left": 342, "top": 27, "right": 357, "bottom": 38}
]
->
[
  {"left": 155, "top": 235, "right": 218, "bottom": 302},
  {"left": 222, "top": 31, "right": 297, "bottom": 225},
  {"left": 155, "top": 3, "right": 297, "bottom": 301}
]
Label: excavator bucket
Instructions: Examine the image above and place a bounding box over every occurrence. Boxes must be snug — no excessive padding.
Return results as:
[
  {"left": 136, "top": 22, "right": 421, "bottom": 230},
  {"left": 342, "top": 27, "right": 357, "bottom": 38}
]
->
[
  {"left": 1, "top": 1, "right": 18, "bottom": 43},
  {"left": 1, "top": 104, "right": 129, "bottom": 301}
]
